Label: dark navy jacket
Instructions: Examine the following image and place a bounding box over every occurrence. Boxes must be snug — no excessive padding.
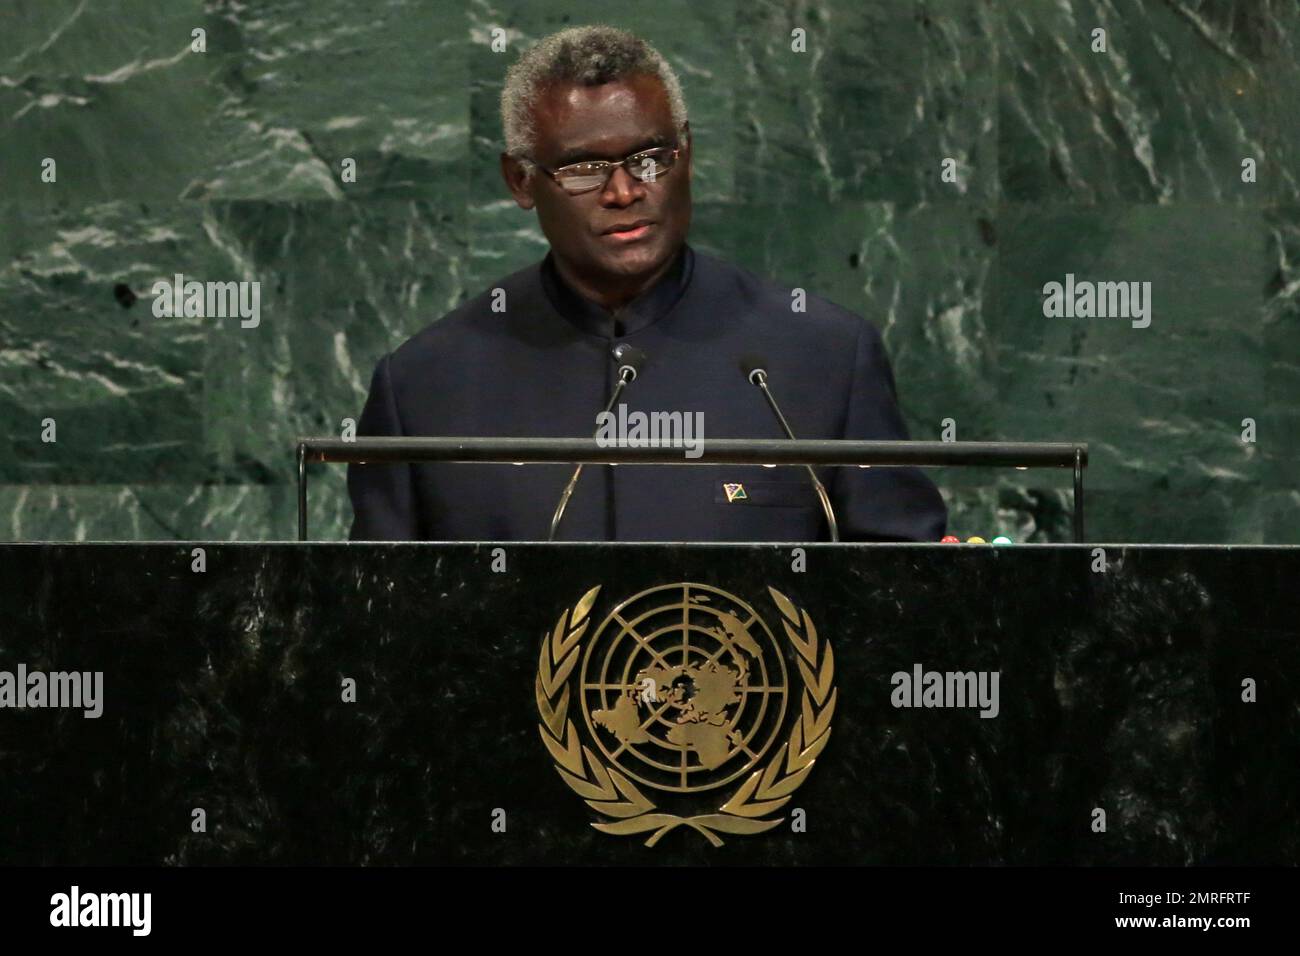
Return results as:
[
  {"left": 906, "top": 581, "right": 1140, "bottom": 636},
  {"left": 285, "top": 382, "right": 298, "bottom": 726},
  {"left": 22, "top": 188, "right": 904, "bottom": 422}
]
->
[{"left": 347, "top": 245, "right": 946, "bottom": 542}]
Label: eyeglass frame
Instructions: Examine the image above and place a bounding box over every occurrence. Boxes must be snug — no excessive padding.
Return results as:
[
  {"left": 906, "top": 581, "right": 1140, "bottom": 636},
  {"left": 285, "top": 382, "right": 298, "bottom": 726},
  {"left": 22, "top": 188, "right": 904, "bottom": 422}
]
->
[{"left": 520, "top": 142, "right": 683, "bottom": 195}]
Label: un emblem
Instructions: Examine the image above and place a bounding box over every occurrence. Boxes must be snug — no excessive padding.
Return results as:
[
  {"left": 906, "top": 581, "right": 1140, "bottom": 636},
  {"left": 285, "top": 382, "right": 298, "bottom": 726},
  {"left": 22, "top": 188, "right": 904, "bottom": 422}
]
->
[{"left": 535, "top": 583, "right": 836, "bottom": 846}]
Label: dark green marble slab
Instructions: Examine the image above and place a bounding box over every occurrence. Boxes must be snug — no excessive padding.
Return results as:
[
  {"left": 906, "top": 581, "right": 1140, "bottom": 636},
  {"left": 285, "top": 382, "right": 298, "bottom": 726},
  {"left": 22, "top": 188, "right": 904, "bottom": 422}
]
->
[
  {"left": 998, "top": 0, "right": 1299, "bottom": 204},
  {"left": 735, "top": 0, "right": 999, "bottom": 204},
  {"left": 1, "top": 1, "right": 1297, "bottom": 543}
]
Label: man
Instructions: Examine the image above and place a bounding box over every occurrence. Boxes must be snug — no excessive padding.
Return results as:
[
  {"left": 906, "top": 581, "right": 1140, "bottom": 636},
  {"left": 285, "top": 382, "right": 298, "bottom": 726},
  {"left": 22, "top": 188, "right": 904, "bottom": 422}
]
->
[{"left": 348, "top": 25, "right": 946, "bottom": 542}]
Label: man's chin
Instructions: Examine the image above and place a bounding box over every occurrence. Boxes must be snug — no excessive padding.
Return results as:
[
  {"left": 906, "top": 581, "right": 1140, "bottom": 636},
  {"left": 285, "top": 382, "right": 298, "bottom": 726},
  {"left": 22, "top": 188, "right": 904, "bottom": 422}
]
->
[{"left": 592, "top": 237, "right": 671, "bottom": 277}]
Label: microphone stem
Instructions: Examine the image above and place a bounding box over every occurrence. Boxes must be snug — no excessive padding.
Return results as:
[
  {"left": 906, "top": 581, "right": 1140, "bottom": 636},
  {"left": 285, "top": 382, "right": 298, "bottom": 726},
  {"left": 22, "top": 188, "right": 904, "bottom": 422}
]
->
[
  {"left": 755, "top": 377, "right": 840, "bottom": 543},
  {"left": 548, "top": 370, "right": 632, "bottom": 541}
]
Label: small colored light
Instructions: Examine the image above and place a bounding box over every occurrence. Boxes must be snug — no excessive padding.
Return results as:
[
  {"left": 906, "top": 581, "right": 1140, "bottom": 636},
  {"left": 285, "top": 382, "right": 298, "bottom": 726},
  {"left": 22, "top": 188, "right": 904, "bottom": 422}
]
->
[
  {"left": 966, "top": 536, "right": 986, "bottom": 544},
  {"left": 940, "top": 535, "right": 960, "bottom": 543},
  {"left": 992, "top": 535, "right": 1013, "bottom": 545}
]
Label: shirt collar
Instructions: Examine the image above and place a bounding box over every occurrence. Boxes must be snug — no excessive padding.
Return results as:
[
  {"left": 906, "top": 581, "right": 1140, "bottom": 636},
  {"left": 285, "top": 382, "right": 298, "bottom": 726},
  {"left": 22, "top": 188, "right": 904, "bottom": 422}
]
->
[{"left": 540, "top": 243, "right": 693, "bottom": 338}]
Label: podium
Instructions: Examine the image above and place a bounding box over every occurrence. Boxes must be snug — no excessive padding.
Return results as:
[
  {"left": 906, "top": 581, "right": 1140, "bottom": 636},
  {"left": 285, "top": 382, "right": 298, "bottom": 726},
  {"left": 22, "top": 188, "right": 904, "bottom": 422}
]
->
[{"left": 1, "top": 540, "right": 1297, "bottom": 865}]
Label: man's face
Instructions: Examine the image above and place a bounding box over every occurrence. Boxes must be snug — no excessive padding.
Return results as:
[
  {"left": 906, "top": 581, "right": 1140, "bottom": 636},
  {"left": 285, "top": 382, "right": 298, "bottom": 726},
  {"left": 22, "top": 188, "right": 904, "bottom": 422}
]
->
[{"left": 502, "top": 73, "right": 692, "bottom": 287}]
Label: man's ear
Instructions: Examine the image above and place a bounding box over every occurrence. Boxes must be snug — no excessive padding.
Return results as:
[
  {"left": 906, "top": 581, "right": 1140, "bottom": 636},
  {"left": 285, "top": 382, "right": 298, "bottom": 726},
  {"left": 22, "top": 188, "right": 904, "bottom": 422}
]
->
[
  {"left": 500, "top": 153, "right": 536, "bottom": 210},
  {"left": 680, "top": 122, "right": 693, "bottom": 182}
]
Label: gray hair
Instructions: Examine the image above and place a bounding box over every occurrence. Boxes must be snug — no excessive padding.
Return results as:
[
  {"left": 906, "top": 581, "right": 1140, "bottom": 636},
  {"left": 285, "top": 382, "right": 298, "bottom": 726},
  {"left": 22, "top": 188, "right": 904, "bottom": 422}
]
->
[{"left": 500, "top": 26, "right": 688, "bottom": 159}]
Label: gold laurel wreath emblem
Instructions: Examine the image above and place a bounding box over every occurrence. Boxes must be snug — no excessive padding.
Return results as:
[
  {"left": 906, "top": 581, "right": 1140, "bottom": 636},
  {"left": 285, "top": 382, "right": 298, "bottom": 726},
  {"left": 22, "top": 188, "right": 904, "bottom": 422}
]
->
[{"left": 535, "top": 584, "right": 836, "bottom": 847}]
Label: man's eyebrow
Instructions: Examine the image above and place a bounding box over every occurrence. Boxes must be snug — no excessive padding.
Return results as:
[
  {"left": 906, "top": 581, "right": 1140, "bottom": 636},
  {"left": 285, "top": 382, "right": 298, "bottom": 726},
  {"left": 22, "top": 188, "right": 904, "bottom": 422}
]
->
[{"left": 554, "top": 137, "right": 669, "bottom": 167}]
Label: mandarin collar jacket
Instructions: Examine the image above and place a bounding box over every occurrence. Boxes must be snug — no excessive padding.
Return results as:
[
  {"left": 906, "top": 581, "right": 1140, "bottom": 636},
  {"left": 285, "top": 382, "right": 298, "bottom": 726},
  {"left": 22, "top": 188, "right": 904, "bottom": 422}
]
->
[{"left": 348, "top": 244, "right": 947, "bottom": 542}]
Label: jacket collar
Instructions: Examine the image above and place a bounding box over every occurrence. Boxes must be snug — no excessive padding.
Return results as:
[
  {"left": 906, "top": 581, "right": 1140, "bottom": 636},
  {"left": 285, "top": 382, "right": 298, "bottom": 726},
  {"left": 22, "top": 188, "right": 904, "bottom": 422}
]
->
[{"left": 540, "top": 243, "right": 694, "bottom": 338}]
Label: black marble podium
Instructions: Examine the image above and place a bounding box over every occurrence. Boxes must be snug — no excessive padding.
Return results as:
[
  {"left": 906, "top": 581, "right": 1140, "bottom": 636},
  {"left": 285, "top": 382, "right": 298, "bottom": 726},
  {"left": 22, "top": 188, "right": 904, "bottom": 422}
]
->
[{"left": 0, "top": 543, "right": 1296, "bottom": 866}]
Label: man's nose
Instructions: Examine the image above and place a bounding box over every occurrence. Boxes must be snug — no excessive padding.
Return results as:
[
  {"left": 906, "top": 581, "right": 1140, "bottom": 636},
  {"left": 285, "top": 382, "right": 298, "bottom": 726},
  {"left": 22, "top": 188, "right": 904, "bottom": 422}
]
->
[{"left": 600, "top": 165, "right": 645, "bottom": 205}]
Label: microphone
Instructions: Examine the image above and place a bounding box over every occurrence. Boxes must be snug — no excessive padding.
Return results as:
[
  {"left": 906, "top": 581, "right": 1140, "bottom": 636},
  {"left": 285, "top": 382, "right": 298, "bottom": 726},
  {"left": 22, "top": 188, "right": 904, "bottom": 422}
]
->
[
  {"left": 739, "top": 354, "right": 840, "bottom": 542},
  {"left": 612, "top": 342, "right": 645, "bottom": 383},
  {"left": 548, "top": 344, "right": 647, "bottom": 541}
]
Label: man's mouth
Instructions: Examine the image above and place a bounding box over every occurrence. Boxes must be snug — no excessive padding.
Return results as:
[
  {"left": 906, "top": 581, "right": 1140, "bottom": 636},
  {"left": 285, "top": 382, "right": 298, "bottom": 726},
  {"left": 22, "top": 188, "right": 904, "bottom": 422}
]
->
[{"left": 601, "top": 220, "right": 655, "bottom": 242}]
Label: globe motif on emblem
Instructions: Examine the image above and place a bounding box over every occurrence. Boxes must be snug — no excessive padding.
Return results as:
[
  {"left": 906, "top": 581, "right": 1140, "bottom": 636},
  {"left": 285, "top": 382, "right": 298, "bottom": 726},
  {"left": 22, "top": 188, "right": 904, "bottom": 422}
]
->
[{"left": 580, "top": 583, "right": 789, "bottom": 793}]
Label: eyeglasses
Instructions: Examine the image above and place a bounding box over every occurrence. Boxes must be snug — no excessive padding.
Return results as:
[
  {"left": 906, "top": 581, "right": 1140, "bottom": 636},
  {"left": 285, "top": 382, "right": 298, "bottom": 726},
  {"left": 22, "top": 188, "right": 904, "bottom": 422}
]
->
[{"left": 524, "top": 145, "right": 681, "bottom": 195}]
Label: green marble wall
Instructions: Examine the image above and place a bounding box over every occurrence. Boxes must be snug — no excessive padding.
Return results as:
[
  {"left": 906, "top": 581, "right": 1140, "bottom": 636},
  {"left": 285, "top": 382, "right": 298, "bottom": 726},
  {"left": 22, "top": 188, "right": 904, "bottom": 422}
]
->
[{"left": 0, "top": 0, "right": 1296, "bottom": 543}]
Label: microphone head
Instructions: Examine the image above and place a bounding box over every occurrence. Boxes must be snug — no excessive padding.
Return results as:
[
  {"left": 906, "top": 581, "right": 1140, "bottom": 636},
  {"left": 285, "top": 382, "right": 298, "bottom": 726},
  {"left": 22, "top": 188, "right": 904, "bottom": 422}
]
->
[
  {"left": 611, "top": 343, "right": 647, "bottom": 381},
  {"left": 739, "top": 353, "right": 768, "bottom": 385}
]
